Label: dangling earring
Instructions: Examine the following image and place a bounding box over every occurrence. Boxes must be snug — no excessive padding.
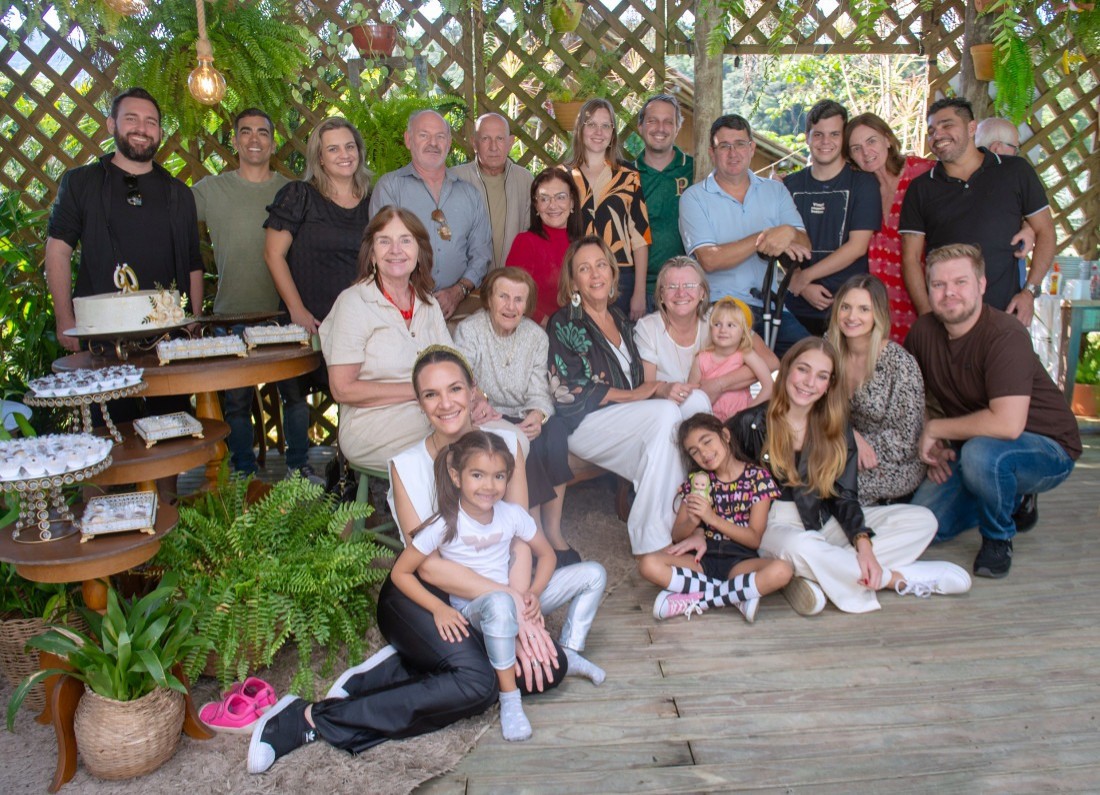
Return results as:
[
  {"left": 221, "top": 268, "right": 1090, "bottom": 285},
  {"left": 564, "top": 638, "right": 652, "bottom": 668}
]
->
[{"left": 571, "top": 291, "right": 581, "bottom": 307}]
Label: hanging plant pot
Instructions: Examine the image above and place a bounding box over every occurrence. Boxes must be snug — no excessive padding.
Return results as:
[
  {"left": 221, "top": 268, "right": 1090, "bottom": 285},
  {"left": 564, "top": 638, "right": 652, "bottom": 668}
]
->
[
  {"left": 348, "top": 23, "right": 398, "bottom": 59},
  {"left": 552, "top": 100, "right": 585, "bottom": 132},
  {"left": 549, "top": 2, "right": 584, "bottom": 33},
  {"left": 73, "top": 686, "right": 185, "bottom": 780},
  {"left": 971, "top": 44, "right": 995, "bottom": 81},
  {"left": 1071, "top": 383, "right": 1099, "bottom": 417}
]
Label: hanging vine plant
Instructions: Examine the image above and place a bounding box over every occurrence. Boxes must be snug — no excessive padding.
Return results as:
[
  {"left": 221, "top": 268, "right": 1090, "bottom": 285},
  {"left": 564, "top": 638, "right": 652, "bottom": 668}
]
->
[{"left": 109, "top": 0, "right": 311, "bottom": 142}]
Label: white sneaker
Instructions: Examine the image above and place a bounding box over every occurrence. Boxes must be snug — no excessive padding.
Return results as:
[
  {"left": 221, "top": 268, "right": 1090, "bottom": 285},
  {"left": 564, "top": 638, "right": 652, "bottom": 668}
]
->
[
  {"left": 653, "top": 590, "right": 706, "bottom": 621},
  {"left": 894, "top": 561, "right": 972, "bottom": 597},
  {"left": 782, "top": 577, "right": 826, "bottom": 616},
  {"left": 325, "top": 645, "right": 398, "bottom": 699},
  {"left": 736, "top": 597, "right": 759, "bottom": 624}
]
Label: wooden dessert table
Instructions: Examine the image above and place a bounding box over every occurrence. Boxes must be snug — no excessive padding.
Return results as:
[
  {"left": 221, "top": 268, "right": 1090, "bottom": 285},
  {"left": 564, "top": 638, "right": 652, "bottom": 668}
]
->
[
  {"left": 0, "top": 504, "right": 213, "bottom": 792},
  {"left": 90, "top": 418, "right": 229, "bottom": 493},
  {"left": 55, "top": 345, "right": 321, "bottom": 486}
]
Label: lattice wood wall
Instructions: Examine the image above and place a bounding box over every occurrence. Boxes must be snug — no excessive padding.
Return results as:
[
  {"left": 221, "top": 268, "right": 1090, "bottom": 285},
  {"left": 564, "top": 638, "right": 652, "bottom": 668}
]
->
[{"left": 1, "top": 1, "right": 1097, "bottom": 255}]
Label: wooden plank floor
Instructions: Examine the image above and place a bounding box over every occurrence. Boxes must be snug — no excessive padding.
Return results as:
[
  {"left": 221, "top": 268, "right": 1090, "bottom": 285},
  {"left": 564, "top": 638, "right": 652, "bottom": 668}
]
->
[{"left": 418, "top": 433, "right": 1100, "bottom": 795}]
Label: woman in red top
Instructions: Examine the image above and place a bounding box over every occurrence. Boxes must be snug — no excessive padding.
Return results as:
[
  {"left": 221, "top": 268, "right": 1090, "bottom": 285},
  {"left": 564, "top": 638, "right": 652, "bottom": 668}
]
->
[
  {"left": 843, "top": 113, "right": 933, "bottom": 344},
  {"left": 505, "top": 167, "right": 583, "bottom": 325}
]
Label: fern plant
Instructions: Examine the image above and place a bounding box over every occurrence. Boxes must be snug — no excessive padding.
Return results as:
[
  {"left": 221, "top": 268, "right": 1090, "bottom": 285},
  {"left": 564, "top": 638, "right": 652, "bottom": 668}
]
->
[
  {"left": 156, "top": 467, "right": 385, "bottom": 697},
  {"left": 110, "top": 0, "right": 311, "bottom": 142}
]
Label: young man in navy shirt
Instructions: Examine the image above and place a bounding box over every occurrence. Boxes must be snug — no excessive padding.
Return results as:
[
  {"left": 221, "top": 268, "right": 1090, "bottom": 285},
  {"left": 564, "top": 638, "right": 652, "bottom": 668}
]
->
[{"left": 782, "top": 100, "right": 881, "bottom": 336}]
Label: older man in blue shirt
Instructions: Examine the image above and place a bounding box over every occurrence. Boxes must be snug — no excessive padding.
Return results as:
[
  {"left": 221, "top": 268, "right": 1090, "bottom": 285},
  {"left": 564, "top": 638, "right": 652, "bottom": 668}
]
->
[
  {"left": 369, "top": 110, "right": 492, "bottom": 318},
  {"left": 679, "top": 114, "right": 811, "bottom": 355}
]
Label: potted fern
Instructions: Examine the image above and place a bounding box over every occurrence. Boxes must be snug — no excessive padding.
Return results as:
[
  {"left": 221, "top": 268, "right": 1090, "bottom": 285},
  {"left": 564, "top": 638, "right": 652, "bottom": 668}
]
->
[
  {"left": 157, "top": 470, "right": 386, "bottom": 697},
  {"left": 5, "top": 574, "right": 207, "bottom": 780}
]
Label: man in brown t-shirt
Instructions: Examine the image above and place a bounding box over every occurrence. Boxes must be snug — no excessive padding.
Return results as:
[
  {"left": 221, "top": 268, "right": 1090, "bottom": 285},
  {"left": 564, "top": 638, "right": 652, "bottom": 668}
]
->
[{"left": 905, "top": 243, "right": 1080, "bottom": 579}]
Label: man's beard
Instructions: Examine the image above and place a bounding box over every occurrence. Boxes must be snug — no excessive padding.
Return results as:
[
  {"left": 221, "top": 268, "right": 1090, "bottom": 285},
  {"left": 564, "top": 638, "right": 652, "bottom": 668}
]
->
[{"left": 115, "top": 131, "right": 160, "bottom": 163}]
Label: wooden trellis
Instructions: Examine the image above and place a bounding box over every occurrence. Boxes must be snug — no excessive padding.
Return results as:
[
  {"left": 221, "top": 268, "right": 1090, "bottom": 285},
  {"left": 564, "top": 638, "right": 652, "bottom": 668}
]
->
[{"left": 1, "top": 0, "right": 1097, "bottom": 259}]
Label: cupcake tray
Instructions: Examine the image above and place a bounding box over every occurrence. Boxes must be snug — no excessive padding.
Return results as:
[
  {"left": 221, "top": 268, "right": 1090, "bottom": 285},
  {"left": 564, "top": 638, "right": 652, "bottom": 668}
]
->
[
  {"left": 79, "top": 491, "right": 158, "bottom": 542},
  {"left": 242, "top": 324, "right": 310, "bottom": 349},
  {"left": 0, "top": 455, "right": 114, "bottom": 544},
  {"left": 133, "top": 412, "right": 205, "bottom": 448},
  {"left": 24, "top": 379, "right": 147, "bottom": 443},
  {"left": 156, "top": 335, "right": 248, "bottom": 365}
]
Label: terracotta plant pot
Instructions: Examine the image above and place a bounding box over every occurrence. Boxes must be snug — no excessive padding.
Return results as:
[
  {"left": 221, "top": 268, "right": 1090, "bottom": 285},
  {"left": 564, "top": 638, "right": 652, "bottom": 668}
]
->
[
  {"left": 552, "top": 99, "right": 585, "bottom": 132},
  {"left": 348, "top": 23, "right": 397, "bottom": 58},
  {"left": 73, "top": 686, "right": 184, "bottom": 780},
  {"left": 971, "top": 43, "right": 995, "bottom": 81},
  {"left": 549, "top": 1, "right": 584, "bottom": 32},
  {"left": 1071, "top": 382, "right": 1099, "bottom": 417}
]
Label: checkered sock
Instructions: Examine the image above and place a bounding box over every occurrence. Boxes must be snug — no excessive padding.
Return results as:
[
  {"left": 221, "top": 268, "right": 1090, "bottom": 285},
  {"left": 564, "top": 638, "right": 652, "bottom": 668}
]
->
[{"left": 668, "top": 567, "right": 760, "bottom": 609}]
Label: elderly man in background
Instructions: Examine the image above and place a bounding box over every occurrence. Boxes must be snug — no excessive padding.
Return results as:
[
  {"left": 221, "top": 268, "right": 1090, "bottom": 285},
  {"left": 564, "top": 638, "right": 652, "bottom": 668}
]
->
[
  {"left": 974, "top": 117, "right": 1022, "bottom": 157},
  {"left": 370, "top": 110, "right": 492, "bottom": 318},
  {"left": 453, "top": 113, "right": 532, "bottom": 272}
]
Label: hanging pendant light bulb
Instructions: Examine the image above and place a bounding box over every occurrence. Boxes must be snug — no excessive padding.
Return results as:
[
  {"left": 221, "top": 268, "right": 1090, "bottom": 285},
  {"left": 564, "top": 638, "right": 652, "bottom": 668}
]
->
[
  {"left": 187, "top": 0, "right": 226, "bottom": 106},
  {"left": 103, "top": 0, "right": 147, "bottom": 15}
]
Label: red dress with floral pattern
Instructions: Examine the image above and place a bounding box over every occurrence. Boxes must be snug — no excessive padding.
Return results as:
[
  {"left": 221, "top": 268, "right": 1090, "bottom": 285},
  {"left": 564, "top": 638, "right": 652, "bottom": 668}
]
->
[{"left": 868, "top": 155, "right": 934, "bottom": 344}]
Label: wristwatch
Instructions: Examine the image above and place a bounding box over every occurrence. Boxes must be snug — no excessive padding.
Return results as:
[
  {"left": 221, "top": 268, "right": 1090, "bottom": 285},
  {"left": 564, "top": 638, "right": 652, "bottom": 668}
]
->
[{"left": 1024, "top": 282, "right": 1042, "bottom": 299}]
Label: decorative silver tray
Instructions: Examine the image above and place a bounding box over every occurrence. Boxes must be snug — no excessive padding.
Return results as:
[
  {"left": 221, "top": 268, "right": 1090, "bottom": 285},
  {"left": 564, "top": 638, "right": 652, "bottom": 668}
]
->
[
  {"left": 243, "top": 324, "right": 310, "bottom": 349},
  {"left": 64, "top": 321, "right": 193, "bottom": 361},
  {"left": 24, "top": 378, "right": 147, "bottom": 443},
  {"left": 0, "top": 454, "right": 113, "bottom": 543},
  {"left": 156, "top": 335, "right": 248, "bottom": 365},
  {"left": 133, "top": 412, "right": 205, "bottom": 448},
  {"left": 79, "top": 491, "right": 158, "bottom": 542}
]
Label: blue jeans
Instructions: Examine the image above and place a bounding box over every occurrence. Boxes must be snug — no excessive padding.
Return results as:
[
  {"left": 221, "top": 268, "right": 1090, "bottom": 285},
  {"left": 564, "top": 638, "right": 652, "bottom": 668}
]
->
[
  {"left": 217, "top": 323, "right": 309, "bottom": 472},
  {"left": 912, "top": 432, "right": 1075, "bottom": 543},
  {"left": 750, "top": 305, "right": 813, "bottom": 358}
]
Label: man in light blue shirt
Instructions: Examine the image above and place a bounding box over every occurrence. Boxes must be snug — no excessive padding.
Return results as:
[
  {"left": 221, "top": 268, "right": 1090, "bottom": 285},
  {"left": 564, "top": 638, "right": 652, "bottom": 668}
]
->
[
  {"left": 369, "top": 110, "right": 492, "bottom": 318},
  {"left": 679, "top": 114, "right": 811, "bottom": 354}
]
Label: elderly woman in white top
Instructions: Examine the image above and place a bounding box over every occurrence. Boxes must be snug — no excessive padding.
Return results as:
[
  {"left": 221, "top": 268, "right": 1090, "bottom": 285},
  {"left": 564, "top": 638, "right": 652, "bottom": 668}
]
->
[
  {"left": 634, "top": 256, "right": 778, "bottom": 418},
  {"left": 454, "top": 268, "right": 578, "bottom": 565},
  {"left": 319, "top": 206, "right": 453, "bottom": 470}
]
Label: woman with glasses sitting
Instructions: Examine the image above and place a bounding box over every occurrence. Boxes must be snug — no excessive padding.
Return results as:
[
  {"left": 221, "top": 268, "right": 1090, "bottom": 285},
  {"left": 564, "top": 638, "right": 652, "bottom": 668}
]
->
[
  {"left": 505, "top": 167, "right": 584, "bottom": 326},
  {"left": 566, "top": 99, "right": 652, "bottom": 321},
  {"left": 634, "top": 257, "right": 778, "bottom": 418}
]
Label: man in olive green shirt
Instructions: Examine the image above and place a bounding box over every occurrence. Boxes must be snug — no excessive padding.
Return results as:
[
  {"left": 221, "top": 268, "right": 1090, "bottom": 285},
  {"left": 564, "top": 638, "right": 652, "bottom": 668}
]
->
[{"left": 631, "top": 94, "right": 695, "bottom": 307}]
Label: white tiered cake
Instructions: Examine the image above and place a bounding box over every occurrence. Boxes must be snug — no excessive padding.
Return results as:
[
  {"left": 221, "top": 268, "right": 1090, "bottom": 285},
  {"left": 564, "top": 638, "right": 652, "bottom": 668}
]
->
[{"left": 71, "top": 289, "right": 185, "bottom": 335}]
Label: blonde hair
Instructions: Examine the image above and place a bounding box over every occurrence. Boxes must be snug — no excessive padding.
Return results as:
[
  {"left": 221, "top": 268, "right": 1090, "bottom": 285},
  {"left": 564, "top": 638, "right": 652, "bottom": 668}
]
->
[
  {"left": 826, "top": 274, "right": 891, "bottom": 387},
  {"left": 655, "top": 256, "right": 710, "bottom": 323},
  {"left": 567, "top": 98, "right": 626, "bottom": 170},
  {"left": 765, "top": 338, "right": 849, "bottom": 498},
  {"left": 304, "top": 117, "right": 371, "bottom": 201},
  {"left": 705, "top": 297, "right": 753, "bottom": 355},
  {"left": 557, "top": 235, "right": 620, "bottom": 308}
]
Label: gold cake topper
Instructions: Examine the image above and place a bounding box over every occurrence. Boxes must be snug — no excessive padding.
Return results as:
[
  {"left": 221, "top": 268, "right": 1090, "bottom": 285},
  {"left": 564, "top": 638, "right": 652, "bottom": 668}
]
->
[{"left": 114, "top": 264, "right": 140, "bottom": 294}]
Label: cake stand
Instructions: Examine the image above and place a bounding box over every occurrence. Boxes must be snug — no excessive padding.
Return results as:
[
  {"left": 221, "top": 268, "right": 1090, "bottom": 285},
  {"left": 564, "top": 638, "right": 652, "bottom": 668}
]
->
[
  {"left": 63, "top": 321, "right": 193, "bottom": 361},
  {"left": 0, "top": 456, "right": 113, "bottom": 543},
  {"left": 23, "top": 381, "right": 147, "bottom": 443}
]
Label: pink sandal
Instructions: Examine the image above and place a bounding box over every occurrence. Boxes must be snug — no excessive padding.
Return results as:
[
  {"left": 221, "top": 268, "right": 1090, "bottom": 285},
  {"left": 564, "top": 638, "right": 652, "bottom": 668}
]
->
[
  {"left": 199, "top": 692, "right": 265, "bottom": 734},
  {"left": 223, "top": 676, "right": 277, "bottom": 711}
]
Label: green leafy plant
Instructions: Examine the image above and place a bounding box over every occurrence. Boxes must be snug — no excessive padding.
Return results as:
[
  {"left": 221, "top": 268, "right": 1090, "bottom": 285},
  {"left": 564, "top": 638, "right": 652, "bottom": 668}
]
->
[
  {"left": 6, "top": 573, "right": 207, "bottom": 728},
  {"left": 110, "top": 0, "right": 312, "bottom": 142},
  {"left": 1075, "top": 331, "right": 1100, "bottom": 386},
  {"left": 0, "top": 563, "right": 75, "bottom": 621},
  {"left": 333, "top": 89, "right": 468, "bottom": 178},
  {"left": 156, "top": 468, "right": 386, "bottom": 697}
]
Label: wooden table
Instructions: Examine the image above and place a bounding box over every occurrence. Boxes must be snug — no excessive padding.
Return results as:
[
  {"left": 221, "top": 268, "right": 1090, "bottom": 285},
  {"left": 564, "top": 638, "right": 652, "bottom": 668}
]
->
[
  {"left": 1058, "top": 298, "right": 1100, "bottom": 405},
  {"left": 0, "top": 504, "right": 213, "bottom": 792},
  {"left": 55, "top": 345, "right": 321, "bottom": 486}
]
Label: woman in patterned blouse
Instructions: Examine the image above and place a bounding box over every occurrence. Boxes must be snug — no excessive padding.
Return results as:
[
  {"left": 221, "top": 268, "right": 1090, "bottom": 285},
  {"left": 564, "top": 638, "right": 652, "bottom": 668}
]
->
[
  {"left": 546, "top": 236, "right": 684, "bottom": 556},
  {"left": 566, "top": 99, "right": 651, "bottom": 321},
  {"left": 825, "top": 274, "right": 926, "bottom": 504}
]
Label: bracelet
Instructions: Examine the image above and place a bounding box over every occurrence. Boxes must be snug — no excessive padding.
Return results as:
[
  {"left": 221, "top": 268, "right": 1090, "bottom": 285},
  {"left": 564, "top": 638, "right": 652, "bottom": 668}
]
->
[{"left": 852, "top": 532, "right": 872, "bottom": 548}]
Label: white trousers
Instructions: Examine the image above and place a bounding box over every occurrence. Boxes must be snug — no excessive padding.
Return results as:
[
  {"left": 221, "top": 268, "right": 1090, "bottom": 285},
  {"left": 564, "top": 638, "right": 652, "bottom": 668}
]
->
[
  {"left": 760, "top": 501, "right": 937, "bottom": 613},
  {"left": 568, "top": 400, "right": 685, "bottom": 555},
  {"left": 677, "top": 389, "right": 712, "bottom": 420}
]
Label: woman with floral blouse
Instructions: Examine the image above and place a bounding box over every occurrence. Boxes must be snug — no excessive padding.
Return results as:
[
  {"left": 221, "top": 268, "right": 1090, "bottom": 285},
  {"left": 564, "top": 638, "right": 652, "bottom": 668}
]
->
[{"left": 546, "top": 235, "right": 684, "bottom": 555}]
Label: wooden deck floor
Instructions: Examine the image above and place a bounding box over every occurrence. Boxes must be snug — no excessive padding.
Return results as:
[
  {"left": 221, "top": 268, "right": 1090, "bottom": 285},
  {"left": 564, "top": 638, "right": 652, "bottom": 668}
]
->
[{"left": 419, "top": 433, "right": 1100, "bottom": 795}]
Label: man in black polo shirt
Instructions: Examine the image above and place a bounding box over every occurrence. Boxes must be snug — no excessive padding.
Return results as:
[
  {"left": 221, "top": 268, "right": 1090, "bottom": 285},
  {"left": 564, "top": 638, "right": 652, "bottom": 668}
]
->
[
  {"left": 783, "top": 99, "right": 881, "bottom": 336},
  {"left": 898, "top": 97, "right": 1054, "bottom": 326},
  {"left": 46, "top": 87, "right": 204, "bottom": 352}
]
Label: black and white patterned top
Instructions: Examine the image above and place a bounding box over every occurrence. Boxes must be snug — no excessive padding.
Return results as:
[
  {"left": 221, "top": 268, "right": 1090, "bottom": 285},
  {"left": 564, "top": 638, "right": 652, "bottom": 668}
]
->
[{"left": 851, "top": 341, "right": 927, "bottom": 504}]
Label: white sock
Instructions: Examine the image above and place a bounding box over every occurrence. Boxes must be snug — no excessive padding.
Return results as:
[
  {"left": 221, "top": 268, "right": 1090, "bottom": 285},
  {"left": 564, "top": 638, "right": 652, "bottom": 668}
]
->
[
  {"left": 564, "top": 648, "right": 606, "bottom": 685},
  {"left": 498, "top": 689, "right": 531, "bottom": 742}
]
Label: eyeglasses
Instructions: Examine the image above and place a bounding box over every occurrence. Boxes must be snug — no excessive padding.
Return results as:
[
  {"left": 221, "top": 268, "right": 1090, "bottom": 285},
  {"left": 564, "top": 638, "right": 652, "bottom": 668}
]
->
[
  {"left": 536, "top": 191, "right": 570, "bottom": 205},
  {"left": 431, "top": 208, "right": 452, "bottom": 241},
  {"left": 583, "top": 121, "right": 614, "bottom": 133},
  {"left": 713, "top": 141, "right": 752, "bottom": 153},
  {"left": 994, "top": 141, "right": 1021, "bottom": 155},
  {"left": 664, "top": 282, "right": 701, "bottom": 292},
  {"left": 123, "top": 173, "right": 142, "bottom": 207}
]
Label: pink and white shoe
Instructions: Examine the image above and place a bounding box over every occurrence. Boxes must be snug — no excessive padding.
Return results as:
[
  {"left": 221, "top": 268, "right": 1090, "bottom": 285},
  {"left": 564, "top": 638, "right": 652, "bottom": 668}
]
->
[
  {"left": 653, "top": 590, "right": 706, "bottom": 621},
  {"left": 224, "top": 676, "right": 277, "bottom": 711},
  {"left": 200, "top": 692, "right": 265, "bottom": 734}
]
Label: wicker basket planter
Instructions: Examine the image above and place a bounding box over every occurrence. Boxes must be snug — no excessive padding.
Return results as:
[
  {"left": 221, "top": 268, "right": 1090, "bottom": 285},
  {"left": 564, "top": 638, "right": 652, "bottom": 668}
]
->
[
  {"left": 74, "top": 686, "right": 184, "bottom": 780},
  {"left": 0, "top": 616, "right": 47, "bottom": 712}
]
